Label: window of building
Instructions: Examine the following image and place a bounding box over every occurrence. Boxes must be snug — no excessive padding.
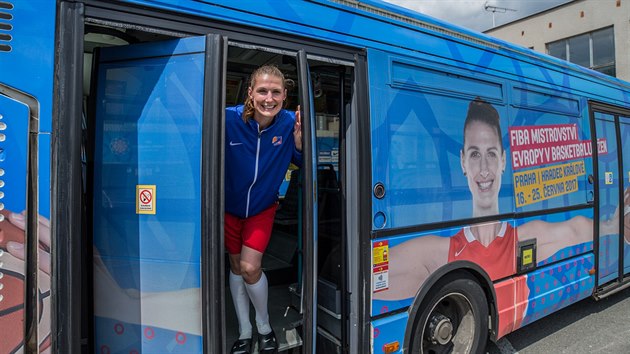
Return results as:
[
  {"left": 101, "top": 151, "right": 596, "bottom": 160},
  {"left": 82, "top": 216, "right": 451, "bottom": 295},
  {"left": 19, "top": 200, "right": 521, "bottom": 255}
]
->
[{"left": 546, "top": 27, "right": 615, "bottom": 77}]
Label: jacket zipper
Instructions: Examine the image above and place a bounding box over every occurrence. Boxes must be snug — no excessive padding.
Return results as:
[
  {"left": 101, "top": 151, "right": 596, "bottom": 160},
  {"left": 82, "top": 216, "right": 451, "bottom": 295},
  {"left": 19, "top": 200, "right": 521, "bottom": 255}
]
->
[{"left": 245, "top": 126, "right": 264, "bottom": 218}]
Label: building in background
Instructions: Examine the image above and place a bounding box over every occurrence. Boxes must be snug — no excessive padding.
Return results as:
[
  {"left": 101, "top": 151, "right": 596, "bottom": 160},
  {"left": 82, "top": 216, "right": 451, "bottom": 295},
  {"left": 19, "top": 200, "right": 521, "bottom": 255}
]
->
[{"left": 485, "top": 0, "right": 628, "bottom": 81}]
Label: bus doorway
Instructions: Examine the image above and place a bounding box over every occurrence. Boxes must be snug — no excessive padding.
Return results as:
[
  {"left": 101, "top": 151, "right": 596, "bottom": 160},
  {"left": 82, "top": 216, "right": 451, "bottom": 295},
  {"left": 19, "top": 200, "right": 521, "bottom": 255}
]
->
[
  {"left": 591, "top": 103, "right": 630, "bottom": 297},
  {"left": 223, "top": 45, "right": 352, "bottom": 353},
  {"left": 86, "top": 29, "right": 352, "bottom": 353}
]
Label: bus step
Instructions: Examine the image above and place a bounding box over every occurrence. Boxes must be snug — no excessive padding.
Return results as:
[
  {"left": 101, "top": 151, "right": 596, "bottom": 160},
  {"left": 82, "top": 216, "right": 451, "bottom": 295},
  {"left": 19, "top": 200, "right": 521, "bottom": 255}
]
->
[{"left": 252, "top": 328, "right": 303, "bottom": 353}]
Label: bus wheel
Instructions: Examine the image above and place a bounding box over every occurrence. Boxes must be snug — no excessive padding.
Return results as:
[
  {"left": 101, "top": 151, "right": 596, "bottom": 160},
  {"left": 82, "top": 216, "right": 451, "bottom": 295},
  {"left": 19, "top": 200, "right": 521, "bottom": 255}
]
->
[{"left": 410, "top": 275, "right": 488, "bottom": 354}]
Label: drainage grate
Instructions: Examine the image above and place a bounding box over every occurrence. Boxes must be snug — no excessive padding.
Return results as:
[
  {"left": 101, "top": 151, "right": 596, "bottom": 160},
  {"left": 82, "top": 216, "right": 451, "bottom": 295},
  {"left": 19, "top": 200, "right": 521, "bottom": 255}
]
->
[{"left": 0, "top": 1, "right": 12, "bottom": 53}]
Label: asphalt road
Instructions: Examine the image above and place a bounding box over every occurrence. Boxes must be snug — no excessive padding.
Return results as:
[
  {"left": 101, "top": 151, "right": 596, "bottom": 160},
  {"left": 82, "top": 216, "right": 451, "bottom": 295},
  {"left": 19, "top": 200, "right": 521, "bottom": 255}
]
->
[{"left": 486, "top": 287, "right": 630, "bottom": 354}]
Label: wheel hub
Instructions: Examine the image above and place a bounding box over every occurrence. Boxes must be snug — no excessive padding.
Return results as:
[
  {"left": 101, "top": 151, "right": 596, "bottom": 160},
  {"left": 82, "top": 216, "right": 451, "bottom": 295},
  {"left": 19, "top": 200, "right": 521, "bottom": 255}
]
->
[{"left": 427, "top": 313, "right": 453, "bottom": 345}]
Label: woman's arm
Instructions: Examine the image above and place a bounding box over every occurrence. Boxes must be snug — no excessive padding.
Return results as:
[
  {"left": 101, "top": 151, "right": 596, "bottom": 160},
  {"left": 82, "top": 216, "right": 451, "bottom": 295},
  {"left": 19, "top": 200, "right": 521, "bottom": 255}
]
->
[
  {"left": 373, "top": 236, "right": 449, "bottom": 301},
  {"left": 93, "top": 254, "right": 202, "bottom": 335},
  {"left": 519, "top": 189, "right": 630, "bottom": 261},
  {"left": 518, "top": 216, "right": 593, "bottom": 262}
]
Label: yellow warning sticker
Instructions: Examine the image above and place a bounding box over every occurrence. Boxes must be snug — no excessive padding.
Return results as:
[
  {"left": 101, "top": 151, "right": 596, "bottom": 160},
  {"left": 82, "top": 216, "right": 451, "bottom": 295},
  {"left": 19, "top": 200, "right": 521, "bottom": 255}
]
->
[
  {"left": 136, "top": 185, "right": 156, "bottom": 215},
  {"left": 373, "top": 241, "right": 389, "bottom": 266},
  {"left": 372, "top": 240, "right": 389, "bottom": 293},
  {"left": 522, "top": 248, "right": 533, "bottom": 266},
  {"left": 605, "top": 172, "right": 613, "bottom": 185}
]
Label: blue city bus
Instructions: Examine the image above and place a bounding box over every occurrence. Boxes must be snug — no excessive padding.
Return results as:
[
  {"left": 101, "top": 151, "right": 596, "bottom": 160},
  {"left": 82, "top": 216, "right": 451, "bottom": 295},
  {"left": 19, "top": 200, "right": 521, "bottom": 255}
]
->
[{"left": 1, "top": 0, "right": 629, "bottom": 353}]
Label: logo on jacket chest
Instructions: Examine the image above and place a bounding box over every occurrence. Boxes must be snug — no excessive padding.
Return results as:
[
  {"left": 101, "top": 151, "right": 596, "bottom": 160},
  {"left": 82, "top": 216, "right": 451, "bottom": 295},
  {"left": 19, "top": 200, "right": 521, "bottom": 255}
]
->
[{"left": 272, "top": 136, "right": 283, "bottom": 146}]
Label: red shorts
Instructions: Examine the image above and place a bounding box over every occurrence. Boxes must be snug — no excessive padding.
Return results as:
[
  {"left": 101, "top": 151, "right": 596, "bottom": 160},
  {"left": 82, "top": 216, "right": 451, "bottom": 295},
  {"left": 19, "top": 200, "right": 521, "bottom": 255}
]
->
[{"left": 224, "top": 203, "right": 277, "bottom": 254}]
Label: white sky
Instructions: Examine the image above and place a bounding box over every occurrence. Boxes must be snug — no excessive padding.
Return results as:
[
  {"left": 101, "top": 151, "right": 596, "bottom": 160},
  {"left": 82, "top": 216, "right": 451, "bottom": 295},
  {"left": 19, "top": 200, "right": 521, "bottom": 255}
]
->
[{"left": 382, "top": 0, "right": 571, "bottom": 32}]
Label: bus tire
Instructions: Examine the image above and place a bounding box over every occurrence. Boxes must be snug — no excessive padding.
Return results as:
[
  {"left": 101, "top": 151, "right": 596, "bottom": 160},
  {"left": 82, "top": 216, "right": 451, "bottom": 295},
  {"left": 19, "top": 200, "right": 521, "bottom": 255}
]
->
[{"left": 409, "top": 273, "right": 488, "bottom": 354}]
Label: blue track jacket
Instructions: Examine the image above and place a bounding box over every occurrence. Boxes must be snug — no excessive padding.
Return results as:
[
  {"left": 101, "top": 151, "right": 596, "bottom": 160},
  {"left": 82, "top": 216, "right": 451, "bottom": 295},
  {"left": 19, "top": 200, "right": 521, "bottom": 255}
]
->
[{"left": 225, "top": 105, "right": 302, "bottom": 218}]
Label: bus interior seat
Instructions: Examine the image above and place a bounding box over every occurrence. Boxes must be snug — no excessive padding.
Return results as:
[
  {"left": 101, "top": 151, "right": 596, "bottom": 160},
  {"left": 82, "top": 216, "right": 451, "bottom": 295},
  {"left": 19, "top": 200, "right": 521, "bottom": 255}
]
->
[
  {"left": 274, "top": 165, "right": 341, "bottom": 226},
  {"left": 317, "top": 164, "right": 338, "bottom": 189},
  {"left": 317, "top": 163, "right": 341, "bottom": 224},
  {"left": 274, "top": 168, "right": 300, "bottom": 224},
  {"left": 264, "top": 169, "right": 300, "bottom": 281},
  {"left": 263, "top": 165, "right": 341, "bottom": 280},
  {"left": 262, "top": 229, "right": 298, "bottom": 273}
]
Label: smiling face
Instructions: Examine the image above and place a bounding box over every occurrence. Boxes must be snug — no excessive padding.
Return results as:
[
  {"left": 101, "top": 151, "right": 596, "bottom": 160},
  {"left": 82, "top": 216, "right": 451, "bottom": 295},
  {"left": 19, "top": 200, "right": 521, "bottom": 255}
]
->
[
  {"left": 461, "top": 120, "right": 506, "bottom": 217},
  {"left": 248, "top": 73, "right": 286, "bottom": 126}
]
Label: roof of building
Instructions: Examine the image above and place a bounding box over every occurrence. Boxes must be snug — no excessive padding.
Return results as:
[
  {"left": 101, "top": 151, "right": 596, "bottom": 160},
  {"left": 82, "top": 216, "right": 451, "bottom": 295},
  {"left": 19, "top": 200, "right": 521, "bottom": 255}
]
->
[{"left": 484, "top": 0, "right": 580, "bottom": 33}]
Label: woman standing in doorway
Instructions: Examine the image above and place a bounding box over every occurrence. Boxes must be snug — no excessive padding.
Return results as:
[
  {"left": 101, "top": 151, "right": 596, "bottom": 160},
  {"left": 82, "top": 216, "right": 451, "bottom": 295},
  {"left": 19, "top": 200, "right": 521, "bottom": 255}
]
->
[{"left": 224, "top": 65, "right": 302, "bottom": 354}]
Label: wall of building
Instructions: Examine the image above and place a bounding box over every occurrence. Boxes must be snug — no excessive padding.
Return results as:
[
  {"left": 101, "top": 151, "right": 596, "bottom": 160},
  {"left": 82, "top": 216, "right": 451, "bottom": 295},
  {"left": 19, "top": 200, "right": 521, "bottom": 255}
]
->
[{"left": 485, "top": 0, "right": 630, "bottom": 81}]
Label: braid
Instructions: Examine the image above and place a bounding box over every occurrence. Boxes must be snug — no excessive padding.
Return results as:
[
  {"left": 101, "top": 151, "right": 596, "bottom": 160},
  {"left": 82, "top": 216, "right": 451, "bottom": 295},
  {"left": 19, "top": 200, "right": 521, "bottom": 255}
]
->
[{"left": 243, "top": 95, "right": 255, "bottom": 123}]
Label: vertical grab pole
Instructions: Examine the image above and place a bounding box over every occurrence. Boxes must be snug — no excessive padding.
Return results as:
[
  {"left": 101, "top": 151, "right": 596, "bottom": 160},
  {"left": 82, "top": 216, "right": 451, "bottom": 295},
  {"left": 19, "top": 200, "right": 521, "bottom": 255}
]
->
[{"left": 297, "top": 50, "right": 318, "bottom": 353}]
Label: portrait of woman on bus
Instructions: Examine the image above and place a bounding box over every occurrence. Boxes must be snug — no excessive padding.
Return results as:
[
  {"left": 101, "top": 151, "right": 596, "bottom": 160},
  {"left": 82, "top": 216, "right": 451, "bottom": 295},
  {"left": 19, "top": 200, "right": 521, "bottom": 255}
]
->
[{"left": 375, "top": 97, "right": 629, "bottom": 304}]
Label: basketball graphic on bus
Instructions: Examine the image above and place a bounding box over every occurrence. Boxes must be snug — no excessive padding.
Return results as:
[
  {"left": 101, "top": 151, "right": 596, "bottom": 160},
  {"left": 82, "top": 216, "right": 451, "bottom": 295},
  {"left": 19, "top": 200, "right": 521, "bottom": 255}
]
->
[
  {"left": 0, "top": 269, "right": 24, "bottom": 354},
  {"left": 0, "top": 210, "right": 52, "bottom": 353},
  {"left": 0, "top": 209, "right": 27, "bottom": 354}
]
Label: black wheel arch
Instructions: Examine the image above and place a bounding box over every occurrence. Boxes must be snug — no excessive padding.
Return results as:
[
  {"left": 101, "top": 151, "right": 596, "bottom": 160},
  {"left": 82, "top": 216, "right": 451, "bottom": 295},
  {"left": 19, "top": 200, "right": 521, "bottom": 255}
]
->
[{"left": 403, "top": 261, "right": 499, "bottom": 352}]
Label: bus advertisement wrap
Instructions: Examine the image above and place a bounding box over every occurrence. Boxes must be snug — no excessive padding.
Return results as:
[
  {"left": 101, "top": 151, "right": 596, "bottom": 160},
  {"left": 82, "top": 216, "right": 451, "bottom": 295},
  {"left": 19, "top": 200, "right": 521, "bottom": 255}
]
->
[
  {"left": 4, "top": 1, "right": 630, "bottom": 353},
  {"left": 371, "top": 92, "right": 629, "bottom": 340}
]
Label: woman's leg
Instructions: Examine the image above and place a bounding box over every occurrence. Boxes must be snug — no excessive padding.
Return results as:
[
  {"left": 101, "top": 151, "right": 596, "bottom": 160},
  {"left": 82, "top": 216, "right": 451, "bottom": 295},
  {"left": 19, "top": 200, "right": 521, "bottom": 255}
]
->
[
  {"left": 225, "top": 212, "right": 253, "bottom": 344},
  {"left": 239, "top": 204, "right": 278, "bottom": 352},
  {"left": 229, "top": 253, "right": 253, "bottom": 340},
  {"left": 240, "top": 246, "right": 271, "bottom": 335}
]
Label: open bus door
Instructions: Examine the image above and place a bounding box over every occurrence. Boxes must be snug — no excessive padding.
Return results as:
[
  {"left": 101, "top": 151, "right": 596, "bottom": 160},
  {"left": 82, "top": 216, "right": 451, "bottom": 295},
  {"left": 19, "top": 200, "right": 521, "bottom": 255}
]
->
[
  {"left": 90, "top": 34, "right": 226, "bottom": 353},
  {"left": 297, "top": 49, "right": 318, "bottom": 353},
  {"left": 591, "top": 103, "right": 630, "bottom": 298},
  {"left": 297, "top": 50, "right": 354, "bottom": 353}
]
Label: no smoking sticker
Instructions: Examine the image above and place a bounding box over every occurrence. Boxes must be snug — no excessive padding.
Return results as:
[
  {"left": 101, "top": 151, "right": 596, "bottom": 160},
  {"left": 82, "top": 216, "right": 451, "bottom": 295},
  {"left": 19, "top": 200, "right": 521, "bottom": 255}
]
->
[{"left": 136, "top": 185, "right": 156, "bottom": 214}]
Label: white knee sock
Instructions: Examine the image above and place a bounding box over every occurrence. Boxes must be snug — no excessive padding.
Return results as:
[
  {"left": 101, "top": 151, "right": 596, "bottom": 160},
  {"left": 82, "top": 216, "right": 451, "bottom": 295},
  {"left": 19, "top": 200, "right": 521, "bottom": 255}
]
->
[
  {"left": 230, "top": 271, "right": 253, "bottom": 339},
  {"left": 244, "top": 272, "right": 272, "bottom": 335}
]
